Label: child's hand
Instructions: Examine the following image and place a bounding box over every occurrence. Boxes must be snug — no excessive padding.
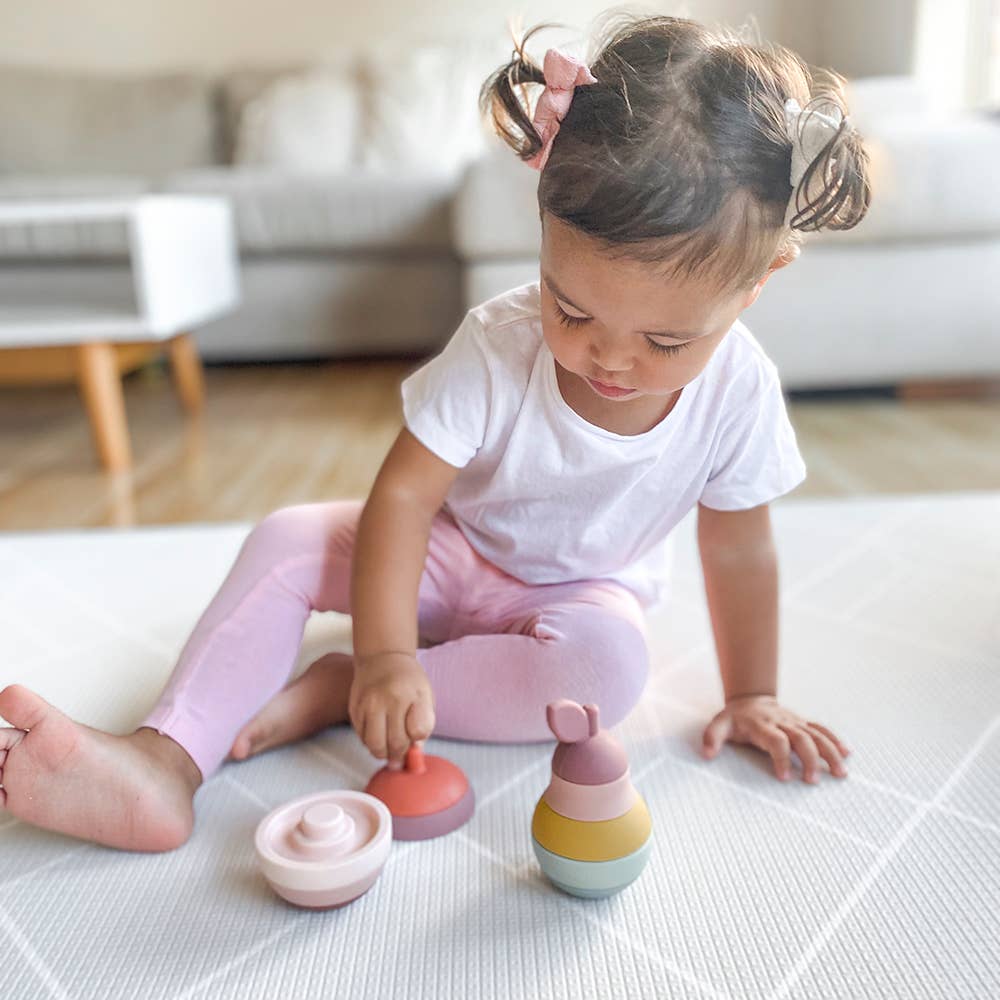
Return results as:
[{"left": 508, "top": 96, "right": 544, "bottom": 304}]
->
[
  {"left": 348, "top": 652, "right": 435, "bottom": 765},
  {"left": 700, "top": 694, "right": 850, "bottom": 783}
]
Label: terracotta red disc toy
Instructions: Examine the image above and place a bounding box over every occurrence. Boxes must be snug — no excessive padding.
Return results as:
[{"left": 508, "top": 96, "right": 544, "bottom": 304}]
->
[{"left": 364, "top": 741, "right": 476, "bottom": 840}]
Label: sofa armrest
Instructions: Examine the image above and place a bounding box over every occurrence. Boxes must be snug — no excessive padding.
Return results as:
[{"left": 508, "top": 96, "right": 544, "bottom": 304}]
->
[
  {"left": 846, "top": 75, "right": 933, "bottom": 129},
  {"left": 453, "top": 147, "right": 541, "bottom": 261}
]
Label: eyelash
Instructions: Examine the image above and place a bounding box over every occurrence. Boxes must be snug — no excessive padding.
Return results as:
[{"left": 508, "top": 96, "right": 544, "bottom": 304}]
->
[{"left": 552, "top": 302, "right": 692, "bottom": 356}]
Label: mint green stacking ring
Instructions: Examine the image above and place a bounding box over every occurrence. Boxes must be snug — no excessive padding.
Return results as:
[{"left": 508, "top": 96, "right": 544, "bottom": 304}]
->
[{"left": 532, "top": 835, "right": 653, "bottom": 899}]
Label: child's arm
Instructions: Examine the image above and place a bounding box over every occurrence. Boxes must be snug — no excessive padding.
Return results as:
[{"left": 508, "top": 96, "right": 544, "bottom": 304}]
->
[
  {"left": 697, "top": 502, "right": 779, "bottom": 700},
  {"left": 349, "top": 427, "right": 462, "bottom": 764},
  {"left": 695, "top": 502, "right": 851, "bottom": 783}
]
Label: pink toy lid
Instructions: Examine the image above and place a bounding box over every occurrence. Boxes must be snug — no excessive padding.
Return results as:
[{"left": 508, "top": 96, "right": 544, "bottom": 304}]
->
[
  {"left": 547, "top": 700, "right": 629, "bottom": 784},
  {"left": 255, "top": 790, "right": 392, "bottom": 895}
]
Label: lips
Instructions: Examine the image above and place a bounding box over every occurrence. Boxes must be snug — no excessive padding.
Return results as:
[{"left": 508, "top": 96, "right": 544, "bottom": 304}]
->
[{"left": 587, "top": 377, "right": 636, "bottom": 398}]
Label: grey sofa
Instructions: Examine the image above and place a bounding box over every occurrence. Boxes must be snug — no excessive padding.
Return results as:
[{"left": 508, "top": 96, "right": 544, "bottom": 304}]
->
[
  {"left": 0, "top": 63, "right": 465, "bottom": 361},
  {"left": 3, "top": 65, "right": 999, "bottom": 389}
]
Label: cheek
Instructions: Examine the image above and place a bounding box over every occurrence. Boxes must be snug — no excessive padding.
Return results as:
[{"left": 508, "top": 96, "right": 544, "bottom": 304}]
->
[
  {"left": 642, "top": 342, "right": 713, "bottom": 385},
  {"left": 672, "top": 339, "right": 722, "bottom": 378},
  {"left": 542, "top": 320, "right": 583, "bottom": 362}
]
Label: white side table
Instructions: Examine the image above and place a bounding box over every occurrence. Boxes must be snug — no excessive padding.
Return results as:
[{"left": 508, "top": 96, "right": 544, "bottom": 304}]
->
[{"left": 0, "top": 196, "right": 240, "bottom": 470}]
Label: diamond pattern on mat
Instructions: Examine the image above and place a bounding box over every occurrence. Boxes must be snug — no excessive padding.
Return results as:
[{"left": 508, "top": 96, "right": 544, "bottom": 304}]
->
[
  {"left": 794, "top": 812, "right": 1000, "bottom": 999},
  {"left": 2, "top": 494, "right": 998, "bottom": 1000}
]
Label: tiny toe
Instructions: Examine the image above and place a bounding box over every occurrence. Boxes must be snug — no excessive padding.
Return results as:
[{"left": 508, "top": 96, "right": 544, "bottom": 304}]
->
[
  {"left": 246, "top": 731, "right": 268, "bottom": 755},
  {"left": 1, "top": 728, "right": 25, "bottom": 751}
]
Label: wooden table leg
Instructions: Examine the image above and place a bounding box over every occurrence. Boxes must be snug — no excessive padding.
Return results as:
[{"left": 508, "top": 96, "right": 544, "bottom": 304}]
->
[
  {"left": 77, "top": 341, "right": 132, "bottom": 470},
  {"left": 168, "top": 332, "right": 206, "bottom": 414}
]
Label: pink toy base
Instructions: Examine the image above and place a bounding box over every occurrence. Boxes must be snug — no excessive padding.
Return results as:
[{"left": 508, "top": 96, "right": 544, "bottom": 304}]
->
[{"left": 265, "top": 869, "right": 381, "bottom": 909}]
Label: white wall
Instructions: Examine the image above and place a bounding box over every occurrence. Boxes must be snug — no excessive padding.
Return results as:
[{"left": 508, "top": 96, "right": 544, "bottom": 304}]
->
[
  {"left": 2, "top": 0, "right": 937, "bottom": 84},
  {"left": 0, "top": 0, "right": 790, "bottom": 72},
  {"left": 814, "top": 0, "right": 919, "bottom": 77},
  {"left": 914, "top": 0, "right": 984, "bottom": 110},
  {"left": 806, "top": 0, "right": 989, "bottom": 111}
]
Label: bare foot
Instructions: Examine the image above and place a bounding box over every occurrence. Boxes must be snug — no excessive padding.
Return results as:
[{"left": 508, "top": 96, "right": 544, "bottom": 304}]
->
[
  {"left": 0, "top": 684, "right": 202, "bottom": 852},
  {"left": 229, "top": 651, "right": 353, "bottom": 762}
]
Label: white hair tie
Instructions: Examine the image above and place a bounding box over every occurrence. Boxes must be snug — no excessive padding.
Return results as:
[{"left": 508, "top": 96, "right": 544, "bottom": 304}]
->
[{"left": 784, "top": 97, "right": 846, "bottom": 225}]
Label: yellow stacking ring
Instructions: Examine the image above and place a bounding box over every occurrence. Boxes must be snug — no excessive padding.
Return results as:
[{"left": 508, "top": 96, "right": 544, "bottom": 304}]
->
[{"left": 531, "top": 796, "right": 651, "bottom": 862}]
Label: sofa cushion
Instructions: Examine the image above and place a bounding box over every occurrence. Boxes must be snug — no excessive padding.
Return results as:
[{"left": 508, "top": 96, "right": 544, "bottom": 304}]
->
[
  {"left": 163, "top": 167, "right": 455, "bottom": 253},
  {"left": 359, "top": 40, "right": 509, "bottom": 180},
  {"left": 845, "top": 75, "right": 933, "bottom": 129},
  {"left": 0, "top": 65, "right": 218, "bottom": 175},
  {"left": 836, "top": 115, "right": 1000, "bottom": 243},
  {"left": 0, "top": 170, "right": 456, "bottom": 260},
  {"left": 452, "top": 147, "right": 540, "bottom": 259},
  {"left": 454, "top": 116, "right": 1000, "bottom": 260},
  {"left": 233, "top": 69, "right": 361, "bottom": 172},
  {"left": 0, "top": 176, "right": 154, "bottom": 259},
  {"left": 217, "top": 61, "right": 358, "bottom": 164}
]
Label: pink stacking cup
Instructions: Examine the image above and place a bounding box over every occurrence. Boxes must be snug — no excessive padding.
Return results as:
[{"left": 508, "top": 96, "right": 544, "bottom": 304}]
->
[{"left": 255, "top": 790, "right": 392, "bottom": 909}]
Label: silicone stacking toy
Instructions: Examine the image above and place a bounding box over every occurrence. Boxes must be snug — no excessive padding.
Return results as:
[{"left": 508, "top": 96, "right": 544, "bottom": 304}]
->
[
  {"left": 531, "top": 700, "right": 653, "bottom": 899},
  {"left": 364, "top": 741, "right": 475, "bottom": 840},
  {"left": 255, "top": 790, "right": 392, "bottom": 909}
]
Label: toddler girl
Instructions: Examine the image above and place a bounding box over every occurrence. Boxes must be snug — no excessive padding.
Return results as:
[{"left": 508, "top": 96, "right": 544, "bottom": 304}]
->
[{"left": 0, "top": 14, "right": 869, "bottom": 852}]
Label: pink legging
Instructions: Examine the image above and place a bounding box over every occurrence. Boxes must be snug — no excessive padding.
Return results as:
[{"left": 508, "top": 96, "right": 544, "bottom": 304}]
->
[{"left": 140, "top": 501, "right": 650, "bottom": 781}]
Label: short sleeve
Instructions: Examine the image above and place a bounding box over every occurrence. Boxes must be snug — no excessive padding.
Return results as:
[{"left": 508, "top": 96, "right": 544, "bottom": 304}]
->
[
  {"left": 400, "top": 310, "right": 492, "bottom": 469},
  {"left": 699, "top": 364, "right": 807, "bottom": 511}
]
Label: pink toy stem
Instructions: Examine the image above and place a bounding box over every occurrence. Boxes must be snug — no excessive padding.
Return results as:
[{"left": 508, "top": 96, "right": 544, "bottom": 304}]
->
[{"left": 584, "top": 704, "right": 600, "bottom": 737}]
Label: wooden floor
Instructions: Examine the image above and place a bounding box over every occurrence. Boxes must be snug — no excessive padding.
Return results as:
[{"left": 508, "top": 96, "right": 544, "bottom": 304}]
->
[{"left": 1, "top": 359, "right": 999, "bottom": 530}]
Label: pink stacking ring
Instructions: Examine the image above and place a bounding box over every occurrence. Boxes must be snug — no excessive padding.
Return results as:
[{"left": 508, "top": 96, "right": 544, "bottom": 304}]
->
[{"left": 543, "top": 768, "right": 636, "bottom": 822}]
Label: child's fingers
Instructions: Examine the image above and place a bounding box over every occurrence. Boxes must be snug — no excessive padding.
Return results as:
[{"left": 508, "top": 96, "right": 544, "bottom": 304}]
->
[
  {"left": 780, "top": 725, "right": 821, "bottom": 784},
  {"left": 347, "top": 689, "right": 361, "bottom": 734},
  {"left": 362, "top": 710, "right": 388, "bottom": 761},
  {"left": 701, "top": 714, "right": 732, "bottom": 759},
  {"left": 806, "top": 726, "right": 848, "bottom": 777},
  {"left": 807, "top": 721, "right": 850, "bottom": 757},
  {"left": 758, "top": 724, "right": 793, "bottom": 780},
  {"left": 385, "top": 709, "right": 410, "bottom": 765},
  {"left": 405, "top": 698, "right": 435, "bottom": 744}
]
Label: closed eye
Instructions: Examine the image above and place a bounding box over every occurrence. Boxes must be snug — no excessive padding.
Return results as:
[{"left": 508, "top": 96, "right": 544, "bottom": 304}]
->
[
  {"left": 645, "top": 337, "right": 692, "bottom": 357},
  {"left": 552, "top": 300, "right": 589, "bottom": 328},
  {"left": 552, "top": 301, "right": 693, "bottom": 356}
]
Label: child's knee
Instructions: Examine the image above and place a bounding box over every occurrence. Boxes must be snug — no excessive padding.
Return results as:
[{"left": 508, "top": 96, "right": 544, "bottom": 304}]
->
[
  {"left": 587, "top": 621, "right": 649, "bottom": 728},
  {"left": 253, "top": 504, "right": 310, "bottom": 538},
  {"left": 536, "top": 611, "right": 649, "bottom": 728},
  {"left": 242, "top": 506, "right": 313, "bottom": 564},
  {"left": 247, "top": 501, "right": 360, "bottom": 559}
]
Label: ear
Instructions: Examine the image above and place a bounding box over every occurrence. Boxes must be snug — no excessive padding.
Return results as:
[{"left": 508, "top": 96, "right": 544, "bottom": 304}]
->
[{"left": 741, "top": 249, "right": 797, "bottom": 310}]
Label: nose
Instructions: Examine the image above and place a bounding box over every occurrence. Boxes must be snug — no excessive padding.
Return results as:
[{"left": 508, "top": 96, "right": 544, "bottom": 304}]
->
[{"left": 590, "top": 335, "right": 631, "bottom": 374}]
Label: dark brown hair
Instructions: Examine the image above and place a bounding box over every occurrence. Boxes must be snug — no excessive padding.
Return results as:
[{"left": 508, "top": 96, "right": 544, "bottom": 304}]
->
[{"left": 480, "top": 13, "right": 872, "bottom": 293}]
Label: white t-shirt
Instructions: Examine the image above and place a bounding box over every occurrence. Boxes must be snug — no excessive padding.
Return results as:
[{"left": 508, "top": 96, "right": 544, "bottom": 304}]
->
[{"left": 401, "top": 281, "right": 806, "bottom": 609}]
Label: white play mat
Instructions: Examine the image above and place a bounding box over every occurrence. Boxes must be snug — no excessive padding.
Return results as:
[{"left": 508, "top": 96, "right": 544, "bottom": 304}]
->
[{"left": 1, "top": 493, "right": 997, "bottom": 999}]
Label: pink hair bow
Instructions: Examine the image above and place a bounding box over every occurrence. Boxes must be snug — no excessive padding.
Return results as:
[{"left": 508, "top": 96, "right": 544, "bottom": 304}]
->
[{"left": 525, "top": 48, "right": 597, "bottom": 171}]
